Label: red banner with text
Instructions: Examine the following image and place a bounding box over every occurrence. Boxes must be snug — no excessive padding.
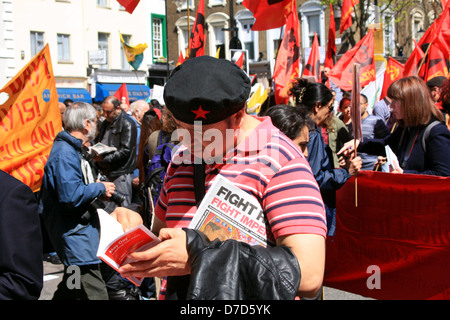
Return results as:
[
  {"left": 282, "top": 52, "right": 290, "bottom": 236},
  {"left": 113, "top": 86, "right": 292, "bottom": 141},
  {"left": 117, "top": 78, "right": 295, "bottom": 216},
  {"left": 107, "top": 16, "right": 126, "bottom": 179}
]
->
[
  {"left": 0, "top": 44, "right": 62, "bottom": 192},
  {"left": 324, "top": 171, "right": 450, "bottom": 300}
]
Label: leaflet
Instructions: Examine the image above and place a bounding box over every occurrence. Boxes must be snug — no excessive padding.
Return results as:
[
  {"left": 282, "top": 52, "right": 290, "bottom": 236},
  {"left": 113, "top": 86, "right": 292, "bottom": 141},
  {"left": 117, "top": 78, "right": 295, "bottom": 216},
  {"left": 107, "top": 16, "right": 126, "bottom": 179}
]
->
[
  {"left": 96, "top": 209, "right": 160, "bottom": 286},
  {"left": 89, "top": 142, "right": 117, "bottom": 156},
  {"left": 189, "top": 175, "right": 274, "bottom": 247}
]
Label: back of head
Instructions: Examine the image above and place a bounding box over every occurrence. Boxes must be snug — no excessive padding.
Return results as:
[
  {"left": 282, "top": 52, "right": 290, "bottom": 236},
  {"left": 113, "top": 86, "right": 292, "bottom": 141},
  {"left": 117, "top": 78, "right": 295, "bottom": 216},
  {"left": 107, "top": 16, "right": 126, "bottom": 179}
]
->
[
  {"left": 63, "top": 102, "right": 97, "bottom": 132},
  {"left": 439, "top": 78, "right": 450, "bottom": 112},
  {"left": 264, "top": 104, "right": 310, "bottom": 140},
  {"left": 290, "top": 78, "right": 333, "bottom": 112},
  {"left": 163, "top": 56, "right": 251, "bottom": 125}
]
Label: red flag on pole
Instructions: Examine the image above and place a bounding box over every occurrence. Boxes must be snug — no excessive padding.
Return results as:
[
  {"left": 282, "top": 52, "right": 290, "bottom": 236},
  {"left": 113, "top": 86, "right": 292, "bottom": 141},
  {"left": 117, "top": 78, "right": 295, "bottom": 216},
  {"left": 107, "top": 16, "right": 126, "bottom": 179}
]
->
[
  {"left": 303, "top": 32, "right": 321, "bottom": 82},
  {"left": 114, "top": 83, "right": 129, "bottom": 107},
  {"left": 340, "top": 0, "right": 358, "bottom": 34},
  {"left": 243, "top": 0, "right": 294, "bottom": 31},
  {"left": 176, "top": 50, "right": 185, "bottom": 67},
  {"left": 117, "top": 0, "right": 140, "bottom": 14},
  {"left": 273, "top": 0, "right": 300, "bottom": 104},
  {"left": 423, "top": 38, "right": 449, "bottom": 81},
  {"left": 379, "top": 57, "right": 404, "bottom": 101},
  {"left": 328, "top": 29, "right": 375, "bottom": 91},
  {"left": 402, "top": 40, "right": 425, "bottom": 77},
  {"left": 189, "top": 0, "right": 206, "bottom": 58},
  {"left": 324, "top": 4, "right": 336, "bottom": 69},
  {"left": 236, "top": 52, "right": 245, "bottom": 69}
]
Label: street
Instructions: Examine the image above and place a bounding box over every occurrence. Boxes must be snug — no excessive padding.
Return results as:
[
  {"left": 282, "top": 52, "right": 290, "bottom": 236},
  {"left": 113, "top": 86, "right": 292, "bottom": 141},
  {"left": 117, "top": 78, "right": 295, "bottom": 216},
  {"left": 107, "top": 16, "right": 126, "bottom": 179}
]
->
[{"left": 39, "top": 260, "right": 373, "bottom": 301}]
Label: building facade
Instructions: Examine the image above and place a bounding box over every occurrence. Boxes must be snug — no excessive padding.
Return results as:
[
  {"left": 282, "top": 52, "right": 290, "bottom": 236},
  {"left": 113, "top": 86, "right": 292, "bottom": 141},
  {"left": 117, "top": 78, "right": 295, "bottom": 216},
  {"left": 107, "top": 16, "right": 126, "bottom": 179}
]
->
[{"left": 0, "top": 0, "right": 166, "bottom": 103}]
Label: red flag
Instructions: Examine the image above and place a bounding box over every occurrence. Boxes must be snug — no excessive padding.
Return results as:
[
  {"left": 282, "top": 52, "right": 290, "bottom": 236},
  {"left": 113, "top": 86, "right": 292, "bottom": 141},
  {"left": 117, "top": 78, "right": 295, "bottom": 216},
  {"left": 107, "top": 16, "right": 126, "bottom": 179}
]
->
[
  {"left": 379, "top": 57, "right": 404, "bottom": 100},
  {"left": 442, "top": 0, "right": 448, "bottom": 10},
  {"left": 188, "top": 0, "right": 206, "bottom": 58},
  {"left": 273, "top": 0, "right": 300, "bottom": 104},
  {"left": 176, "top": 50, "right": 185, "bottom": 66},
  {"left": 328, "top": 29, "right": 375, "bottom": 91},
  {"left": 324, "top": 4, "right": 336, "bottom": 69},
  {"left": 114, "top": 83, "right": 129, "bottom": 106},
  {"left": 402, "top": 40, "right": 425, "bottom": 77},
  {"left": 340, "top": 0, "right": 358, "bottom": 34},
  {"left": 117, "top": 0, "right": 140, "bottom": 14},
  {"left": 303, "top": 32, "right": 320, "bottom": 82},
  {"left": 236, "top": 52, "right": 245, "bottom": 69},
  {"left": 423, "top": 39, "right": 449, "bottom": 81},
  {"left": 243, "top": 0, "right": 293, "bottom": 31}
]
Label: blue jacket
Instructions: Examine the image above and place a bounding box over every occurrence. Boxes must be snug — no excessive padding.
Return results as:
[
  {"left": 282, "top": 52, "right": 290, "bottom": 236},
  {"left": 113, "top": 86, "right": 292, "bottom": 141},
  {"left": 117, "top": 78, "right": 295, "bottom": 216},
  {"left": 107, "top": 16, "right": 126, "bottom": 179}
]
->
[
  {"left": 307, "top": 126, "right": 351, "bottom": 236},
  {"left": 42, "top": 131, "right": 106, "bottom": 266}
]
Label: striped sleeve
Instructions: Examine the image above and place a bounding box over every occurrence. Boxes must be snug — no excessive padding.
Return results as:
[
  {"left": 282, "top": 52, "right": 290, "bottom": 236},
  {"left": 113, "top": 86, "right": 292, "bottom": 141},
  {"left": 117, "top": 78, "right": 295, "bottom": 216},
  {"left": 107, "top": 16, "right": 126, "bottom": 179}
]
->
[{"left": 263, "top": 157, "right": 327, "bottom": 239}]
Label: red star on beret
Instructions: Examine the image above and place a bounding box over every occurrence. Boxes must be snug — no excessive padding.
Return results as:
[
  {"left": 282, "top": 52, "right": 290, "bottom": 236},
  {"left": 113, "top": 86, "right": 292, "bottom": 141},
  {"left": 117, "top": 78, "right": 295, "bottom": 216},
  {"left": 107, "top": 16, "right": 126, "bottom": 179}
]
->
[{"left": 191, "top": 106, "right": 210, "bottom": 120}]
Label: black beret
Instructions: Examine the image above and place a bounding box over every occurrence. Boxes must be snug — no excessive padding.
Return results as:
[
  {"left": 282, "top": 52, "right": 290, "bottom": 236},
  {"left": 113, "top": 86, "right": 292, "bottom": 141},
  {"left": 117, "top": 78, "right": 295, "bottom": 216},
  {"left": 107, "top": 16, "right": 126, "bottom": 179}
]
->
[
  {"left": 426, "top": 76, "right": 447, "bottom": 88},
  {"left": 163, "top": 56, "right": 251, "bottom": 125}
]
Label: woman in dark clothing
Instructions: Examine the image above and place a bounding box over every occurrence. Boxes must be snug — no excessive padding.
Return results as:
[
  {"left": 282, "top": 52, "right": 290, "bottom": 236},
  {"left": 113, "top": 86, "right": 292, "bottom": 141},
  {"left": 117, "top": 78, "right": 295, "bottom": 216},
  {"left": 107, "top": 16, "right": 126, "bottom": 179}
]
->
[
  {"left": 340, "top": 76, "right": 450, "bottom": 177},
  {"left": 290, "top": 78, "right": 362, "bottom": 237}
]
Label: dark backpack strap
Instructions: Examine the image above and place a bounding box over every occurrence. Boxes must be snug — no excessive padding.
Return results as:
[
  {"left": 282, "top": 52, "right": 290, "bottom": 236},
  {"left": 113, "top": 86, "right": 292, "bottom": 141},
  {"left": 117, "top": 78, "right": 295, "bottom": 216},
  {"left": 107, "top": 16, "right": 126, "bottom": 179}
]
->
[
  {"left": 194, "top": 160, "right": 206, "bottom": 207},
  {"left": 422, "top": 121, "right": 441, "bottom": 154}
]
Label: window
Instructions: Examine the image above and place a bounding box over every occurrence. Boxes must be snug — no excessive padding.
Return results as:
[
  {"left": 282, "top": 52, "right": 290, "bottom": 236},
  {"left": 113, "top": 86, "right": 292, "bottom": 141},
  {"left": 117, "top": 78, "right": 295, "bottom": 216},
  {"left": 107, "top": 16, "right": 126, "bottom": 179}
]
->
[
  {"left": 97, "top": 0, "right": 108, "bottom": 7},
  {"left": 307, "top": 14, "right": 321, "bottom": 45},
  {"left": 299, "top": 1, "right": 325, "bottom": 48},
  {"left": 30, "top": 31, "right": 44, "bottom": 56},
  {"left": 152, "top": 15, "right": 166, "bottom": 62},
  {"left": 121, "top": 34, "right": 131, "bottom": 70},
  {"left": 383, "top": 14, "right": 395, "bottom": 56},
  {"left": 57, "top": 34, "right": 71, "bottom": 61},
  {"left": 98, "top": 32, "right": 109, "bottom": 69},
  {"left": 209, "top": 0, "right": 226, "bottom": 7},
  {"left": 236, "top": 10, "right": 258, "bottom": 62},
  {"left": 411, "top": 8, "right": 425, "bottom": 44},
  {"left": 206, "top": 13, "right": 229, "bottom": 59},
  {"left": 175, "top": 0, "right": 194, "bottom": 12}
]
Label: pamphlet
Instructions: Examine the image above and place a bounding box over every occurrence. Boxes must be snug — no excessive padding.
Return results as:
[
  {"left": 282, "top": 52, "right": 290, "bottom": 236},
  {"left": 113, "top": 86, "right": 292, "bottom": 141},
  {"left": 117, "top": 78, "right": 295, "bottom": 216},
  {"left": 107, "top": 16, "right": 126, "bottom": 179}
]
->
[
  {"left": 189, "top": 175, "right": 274, "bottom": 247},
  {"left": 384, "top": 145, "right": 399, "bottom": 173},
  {"left": 96, "top": 209, "right": 160, "bottom": 286},
  {"left": 89, "top": 142, "right": 117, "bottom": 156}
]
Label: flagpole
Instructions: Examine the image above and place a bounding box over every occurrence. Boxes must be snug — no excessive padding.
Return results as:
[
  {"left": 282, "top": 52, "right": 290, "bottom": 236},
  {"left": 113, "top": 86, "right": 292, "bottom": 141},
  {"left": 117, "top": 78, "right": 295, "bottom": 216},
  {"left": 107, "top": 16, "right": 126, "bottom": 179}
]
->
[
  {"left": 134, "top": 69, "right": 146, "bottom": 100},
  {"left": 187, "top": 0, "right": 191, "bottom": 58},
  {"left": 416, "top": 41, "right": 432, "bottom": 76}
]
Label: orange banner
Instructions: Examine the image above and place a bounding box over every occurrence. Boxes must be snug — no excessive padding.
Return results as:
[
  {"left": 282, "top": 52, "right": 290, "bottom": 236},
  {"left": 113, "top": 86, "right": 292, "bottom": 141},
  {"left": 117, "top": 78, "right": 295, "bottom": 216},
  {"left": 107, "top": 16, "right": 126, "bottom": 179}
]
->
[
  {"left": 324, "top": 171, "right": 450, "bottom": 300},
  {"left": 0, "top": 44, "right": 62, "bottom": 192}
]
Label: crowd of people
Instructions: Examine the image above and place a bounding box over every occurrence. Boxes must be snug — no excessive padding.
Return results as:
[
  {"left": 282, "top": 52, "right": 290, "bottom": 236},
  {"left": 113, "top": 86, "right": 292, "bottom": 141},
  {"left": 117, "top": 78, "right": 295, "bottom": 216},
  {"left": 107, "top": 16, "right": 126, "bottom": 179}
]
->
[{"left": 1, "top": 55, "right": 449, "bottom": 300}]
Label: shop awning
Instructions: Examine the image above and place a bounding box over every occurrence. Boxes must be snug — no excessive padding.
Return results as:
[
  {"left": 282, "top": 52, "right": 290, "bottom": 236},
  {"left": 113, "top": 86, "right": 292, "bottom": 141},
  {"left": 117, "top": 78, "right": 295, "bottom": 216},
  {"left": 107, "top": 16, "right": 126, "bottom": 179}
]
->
[
  {"left": 94, "top": 83, "right": 151, "bottom": 102},
  {"left": 57, "top": 88, "right": 92, "bottom": 103}
]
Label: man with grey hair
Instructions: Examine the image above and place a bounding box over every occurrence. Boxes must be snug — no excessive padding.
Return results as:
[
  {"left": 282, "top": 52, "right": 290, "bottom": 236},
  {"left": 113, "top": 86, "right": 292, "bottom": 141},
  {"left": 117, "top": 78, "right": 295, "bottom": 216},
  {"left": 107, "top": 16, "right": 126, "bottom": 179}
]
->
[{"left": 42, "top": 102, "right": 116, "bottom": 300}]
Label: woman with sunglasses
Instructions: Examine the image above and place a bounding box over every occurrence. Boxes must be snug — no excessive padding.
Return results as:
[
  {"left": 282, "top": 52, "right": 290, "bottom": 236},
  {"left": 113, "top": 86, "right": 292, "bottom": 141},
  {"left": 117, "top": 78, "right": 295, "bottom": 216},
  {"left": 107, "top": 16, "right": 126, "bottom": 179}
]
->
[{"left": 290, "top": 78, "right": 362, "bottom": 238}]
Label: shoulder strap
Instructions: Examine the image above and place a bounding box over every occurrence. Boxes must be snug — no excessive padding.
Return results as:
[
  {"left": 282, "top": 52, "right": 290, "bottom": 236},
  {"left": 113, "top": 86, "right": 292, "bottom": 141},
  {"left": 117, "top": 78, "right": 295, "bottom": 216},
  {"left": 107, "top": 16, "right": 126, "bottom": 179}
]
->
[
  {"left": 194, "top": 161, "right": 206, "bottom": 207},
  {"left": 422, "top": 121, "right": 441, "bottom": 154}
]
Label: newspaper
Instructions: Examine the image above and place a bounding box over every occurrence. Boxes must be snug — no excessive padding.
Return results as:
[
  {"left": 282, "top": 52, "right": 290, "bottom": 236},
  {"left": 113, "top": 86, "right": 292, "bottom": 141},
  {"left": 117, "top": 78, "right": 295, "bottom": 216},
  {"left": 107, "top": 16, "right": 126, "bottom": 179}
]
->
[
  {"left": 96, "top": 209, "right": 160, "bottom": 286},
  {"left": 89, "top": 142, "right": 117, "bottom": 156},
  {"left": 189, "top": 175, "right": 274, "bottom": 247}
]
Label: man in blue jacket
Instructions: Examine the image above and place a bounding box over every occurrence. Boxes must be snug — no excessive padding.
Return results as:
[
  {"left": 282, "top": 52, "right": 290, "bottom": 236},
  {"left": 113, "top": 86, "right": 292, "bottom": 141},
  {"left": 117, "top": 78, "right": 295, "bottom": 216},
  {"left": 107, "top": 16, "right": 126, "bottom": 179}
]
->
[{"left": 42, "top": 102, "right": 116, "bottom": 300}]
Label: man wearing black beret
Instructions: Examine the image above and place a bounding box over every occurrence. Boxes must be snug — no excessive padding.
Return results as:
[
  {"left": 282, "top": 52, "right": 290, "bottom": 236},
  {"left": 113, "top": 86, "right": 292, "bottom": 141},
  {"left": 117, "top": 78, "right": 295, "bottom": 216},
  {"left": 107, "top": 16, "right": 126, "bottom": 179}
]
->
[{"left": 112, "top": 56, "right": 327, "bottom": 300}]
